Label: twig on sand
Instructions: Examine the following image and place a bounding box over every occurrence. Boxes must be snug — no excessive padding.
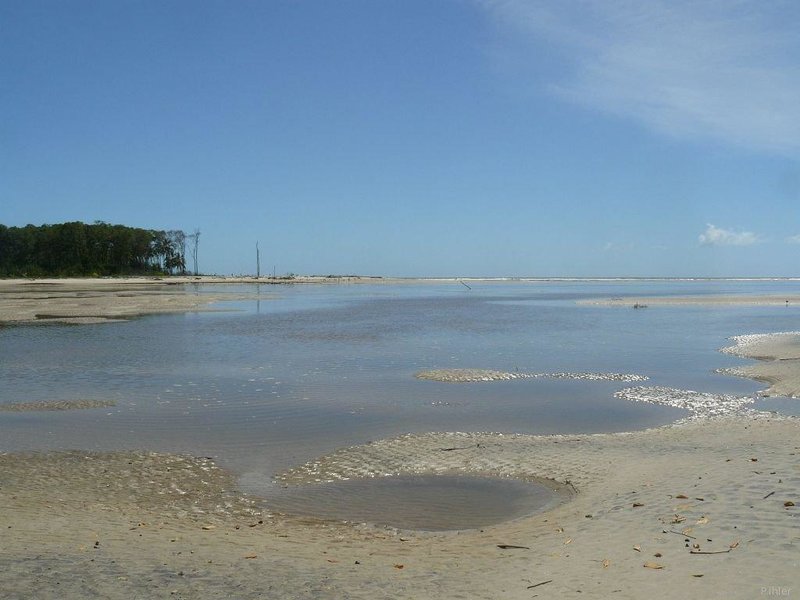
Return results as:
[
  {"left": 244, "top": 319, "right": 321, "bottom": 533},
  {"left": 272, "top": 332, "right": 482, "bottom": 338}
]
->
[
  {"left": 763, "top": 491, "right": 776, "bottom": 499},
  {"left": 497, "top": 544, "right": 530, "bottom": 550},
  {"left": 527, "top": 580, "right": 553, "bottom": 589},
  {"left": 668, "top": 529, "right": 696, "bottom": 540},
  {"left": 439, "top": 445, "right": 476, "bottom": 452},
  {"left": 690, "top": 549, "right": 731, "bottom": 555}
]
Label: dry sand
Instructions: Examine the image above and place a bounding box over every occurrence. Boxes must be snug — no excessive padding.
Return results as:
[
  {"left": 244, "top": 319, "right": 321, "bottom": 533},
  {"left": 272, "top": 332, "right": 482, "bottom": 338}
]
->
[{"left": 1, "top": 284, "right": 799, "bottom": 598}]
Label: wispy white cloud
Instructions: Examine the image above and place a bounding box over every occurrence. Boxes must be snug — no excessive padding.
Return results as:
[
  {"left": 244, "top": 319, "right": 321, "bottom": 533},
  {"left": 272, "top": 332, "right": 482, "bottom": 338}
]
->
[
  {"left": 786, "top": 234, "right": 800, "bottom": 244},
  {"left": 478, "top": 1, "right": 800, "bottom": 155},
  {"left": 602, "top": 241, "right": 636, "bottom": 252},
  {"left": 699, "top": 223, "right": 759, "bottom": 246}
]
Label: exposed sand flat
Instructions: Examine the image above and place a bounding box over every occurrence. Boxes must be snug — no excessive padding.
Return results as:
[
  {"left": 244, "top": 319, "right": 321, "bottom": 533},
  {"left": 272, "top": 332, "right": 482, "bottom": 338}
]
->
[
  {"left": 581, "top": 294, "right": 800, "bottom": 307},
  {"left": 0, "top": 399, "right": 116, "bottom": 412},
  {"left": 718, "top": 332, "right": 800, "bottom": 398},
  {"left": 0, "top": 278, "right": 258, "bottom": 324},
  {"left": 1, "top": 418, "right": 798, "bottom": 599},
  {"left": 721, "top": 362, "right": 800, "bottom": 398},
  {"left": 721, "top": 332, "right": 800, "bottom": 361},
  {"left": 0, "top": 276, "right": 432, "bottom": 324},
  {"left": 613, "top": 386, "right": 756, "bottom": 420},
  {"left": 415, "top": 368, "right": 648, "bottom": 383}
]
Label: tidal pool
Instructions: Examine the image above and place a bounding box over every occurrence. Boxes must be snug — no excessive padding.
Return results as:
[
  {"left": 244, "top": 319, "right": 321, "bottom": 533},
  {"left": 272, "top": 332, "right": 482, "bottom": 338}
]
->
[{"left": 262, "top": 474, "right": 571, "bottom": 531}]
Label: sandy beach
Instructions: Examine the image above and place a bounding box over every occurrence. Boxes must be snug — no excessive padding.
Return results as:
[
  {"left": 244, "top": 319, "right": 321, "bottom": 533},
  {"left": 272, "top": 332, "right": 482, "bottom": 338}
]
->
[
  {"left": 1, "top": 282, "right": 799, "bottom": 599},
  {"left": 2, "top": 418, "right": 797, "bottom": 599}
]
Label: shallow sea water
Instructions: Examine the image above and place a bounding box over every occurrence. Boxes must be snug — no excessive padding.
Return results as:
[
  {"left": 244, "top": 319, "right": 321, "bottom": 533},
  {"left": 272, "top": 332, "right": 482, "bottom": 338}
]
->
[
  {"left": 2, "top": 279, "right": 799, "bottom": 528},
  {"left": 261, "top": 474, "right": 569, "bottom": 531}
]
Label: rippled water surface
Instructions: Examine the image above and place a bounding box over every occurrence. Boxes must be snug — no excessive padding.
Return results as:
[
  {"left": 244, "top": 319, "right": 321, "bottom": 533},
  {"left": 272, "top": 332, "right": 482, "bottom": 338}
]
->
[{"left": 2, "top": 279, "right": 799, "bottom": 522}]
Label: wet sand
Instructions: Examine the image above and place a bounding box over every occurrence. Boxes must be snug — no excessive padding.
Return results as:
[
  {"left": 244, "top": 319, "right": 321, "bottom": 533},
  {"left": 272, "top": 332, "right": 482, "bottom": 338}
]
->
[
  {"left": 415, "top": 368, "right": 648, "bottom": 383},
  {"left": 0, "top": 400, "right": 116, "bottom": 412},
  {"left": 720, "top": 332, "right": 800, "bottom": 398},
  {"left": 0, "top": 278, "right": 242, "bottom": 324},
  {"left": 582, "top": 294, "right": 800, "bottom": 307},
  {"left": 2, "top": 418, "right": 797, "bottom": 599},
  {"left": 1, "top": 284, "right": 799, "bottom": 598},
  {"left": 0, "top": 276, "right": 411, "bottom": 324}
]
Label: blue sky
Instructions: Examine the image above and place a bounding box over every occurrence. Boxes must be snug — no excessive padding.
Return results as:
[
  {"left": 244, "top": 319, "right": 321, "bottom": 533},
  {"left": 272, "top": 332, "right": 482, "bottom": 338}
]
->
[{"left": 3, "top": 0, "right": 800, "bottom": 277}]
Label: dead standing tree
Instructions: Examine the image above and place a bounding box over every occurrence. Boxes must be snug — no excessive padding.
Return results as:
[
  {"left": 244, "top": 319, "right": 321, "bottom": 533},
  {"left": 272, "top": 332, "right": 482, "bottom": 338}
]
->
[{"left": 188, "top": 228, "right": 200, "bottom": 275}]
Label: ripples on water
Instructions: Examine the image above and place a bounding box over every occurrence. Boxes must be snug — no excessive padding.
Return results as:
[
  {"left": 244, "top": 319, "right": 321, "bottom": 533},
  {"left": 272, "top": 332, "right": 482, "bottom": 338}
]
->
[{"left": 2, "top": 279, "right": 800, "bottom": 518}]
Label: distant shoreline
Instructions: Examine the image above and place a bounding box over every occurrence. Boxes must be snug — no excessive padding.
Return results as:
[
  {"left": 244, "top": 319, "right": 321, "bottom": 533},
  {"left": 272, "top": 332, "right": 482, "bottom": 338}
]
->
[
  {"left": 4, "top": 276, "right": 800, "bottom": 324},
  {"left": 4, "top": 275, "right": 800, "bottom": 283}
]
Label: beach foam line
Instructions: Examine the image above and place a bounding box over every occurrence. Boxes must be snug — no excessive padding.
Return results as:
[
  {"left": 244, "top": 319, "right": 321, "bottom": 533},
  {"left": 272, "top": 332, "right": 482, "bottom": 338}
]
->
[{"left": 415, "top": 368, "right": 648, "bottom": 383}]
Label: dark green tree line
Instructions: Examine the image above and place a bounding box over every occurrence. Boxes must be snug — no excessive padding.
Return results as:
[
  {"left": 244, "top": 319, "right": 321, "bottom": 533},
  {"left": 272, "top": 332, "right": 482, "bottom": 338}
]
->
[{"left": 0, "top": 221, "right": 188, "bottom": 277}]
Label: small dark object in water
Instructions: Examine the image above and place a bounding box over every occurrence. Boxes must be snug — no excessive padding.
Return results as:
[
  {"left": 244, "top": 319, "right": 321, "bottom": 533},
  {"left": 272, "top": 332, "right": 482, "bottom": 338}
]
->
[{"left": 633, "top": 303, "right": 648, "bottom": 309}]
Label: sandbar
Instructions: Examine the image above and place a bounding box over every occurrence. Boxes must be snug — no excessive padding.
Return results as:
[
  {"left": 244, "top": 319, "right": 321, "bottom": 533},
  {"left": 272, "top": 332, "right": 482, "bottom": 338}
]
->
[
  {"left": 582, "top": 294, "right": 800, "bottom": 307},
  {"left": 718, "top": 332, "right": 800, "bottom": 398},
  {"left": 415, "top": 368, "right": 648, "bottom": 383},
  {"left": 0, "top": 399, "right": 116, "bottom": 412},
  {"left": 0, "top": 278, "right": 258, "bottom": 324},
  {"left": 0, "top": 276, "right": 427, "bottom": 324}
]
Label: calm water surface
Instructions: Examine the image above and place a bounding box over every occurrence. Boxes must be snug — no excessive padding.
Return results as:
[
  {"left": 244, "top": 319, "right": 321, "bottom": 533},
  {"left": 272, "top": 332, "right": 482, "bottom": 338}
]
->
[{"left": 2, "top": 279, "right": 799, "bottom": 521}]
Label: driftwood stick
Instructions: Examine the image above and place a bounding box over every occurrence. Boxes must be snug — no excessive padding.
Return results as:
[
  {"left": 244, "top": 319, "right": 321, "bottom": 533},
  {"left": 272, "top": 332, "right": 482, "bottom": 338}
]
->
[
  {"left": 669, "top": 529, "right": 696, "bottom": 539},
  {"left": 690, "top": 549, "right": 731, "bottom": 555},
  {"left": 763, "top": 491, "right": 776, "bottom": 499},
  {"left": 527, "top": 580, "right": 553, "bottom": 589},
  {"left": 497, "top": 544, "right": 530, "bottom": 550}
]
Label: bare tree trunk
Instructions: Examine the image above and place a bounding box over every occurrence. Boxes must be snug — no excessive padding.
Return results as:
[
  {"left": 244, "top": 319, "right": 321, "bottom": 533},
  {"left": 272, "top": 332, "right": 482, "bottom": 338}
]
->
[{"left": 189, "top": 229, "right": 200, "bottom": 275}]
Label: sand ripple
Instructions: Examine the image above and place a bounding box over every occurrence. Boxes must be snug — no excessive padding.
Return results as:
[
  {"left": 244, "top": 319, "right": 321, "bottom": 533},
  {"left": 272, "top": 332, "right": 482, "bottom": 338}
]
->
[
  {"left": 0, "top": 399, "right": 116, "bottom": 412},
  {"left": 614, "top": 386, "right": 756, "bottom": 420},
  {"left": 415, "top": 368, "right": 648, "bottom": 383}
]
